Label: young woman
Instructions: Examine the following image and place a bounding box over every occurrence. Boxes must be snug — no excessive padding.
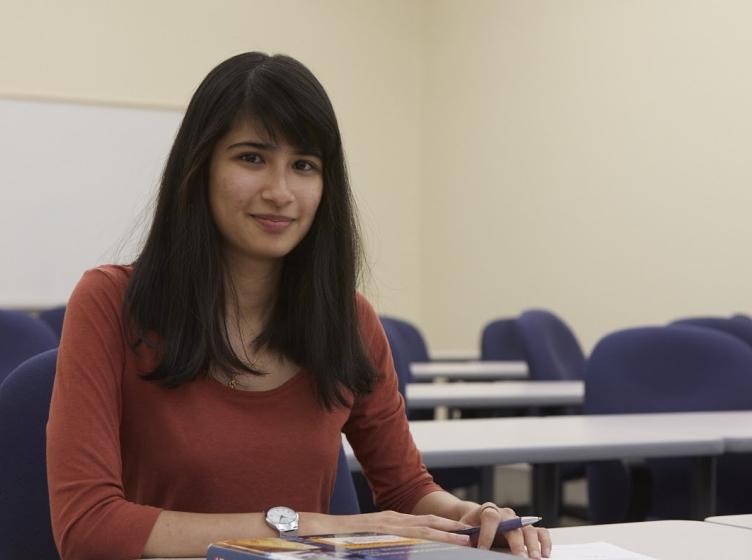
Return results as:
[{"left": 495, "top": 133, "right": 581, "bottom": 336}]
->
[{"left": 46, "top": 52, "right": 551, "bottom": 560}]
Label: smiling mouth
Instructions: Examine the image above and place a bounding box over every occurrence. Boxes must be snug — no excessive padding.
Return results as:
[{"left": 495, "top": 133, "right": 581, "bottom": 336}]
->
[
  {"left": 251, "top": 214, "right": 294, "bottom": 223},
  {"left": 251, "top": 214, "right": 295, "bottom": 232}
]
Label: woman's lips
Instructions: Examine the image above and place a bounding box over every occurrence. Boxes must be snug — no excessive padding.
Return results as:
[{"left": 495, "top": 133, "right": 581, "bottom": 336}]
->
[{"left": 251, "top": 214, "right": 294, "bottom": 233}]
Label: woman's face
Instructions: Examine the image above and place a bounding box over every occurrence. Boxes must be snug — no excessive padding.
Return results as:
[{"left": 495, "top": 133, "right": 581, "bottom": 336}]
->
[{"left": 208, "top": 117, "right": 324, "bottom": 268}]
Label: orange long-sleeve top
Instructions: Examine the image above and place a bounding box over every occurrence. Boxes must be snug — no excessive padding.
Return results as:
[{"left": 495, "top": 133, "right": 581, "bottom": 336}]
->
[{"left": 46, "top": 265, "right": 440, "bottom": 560}]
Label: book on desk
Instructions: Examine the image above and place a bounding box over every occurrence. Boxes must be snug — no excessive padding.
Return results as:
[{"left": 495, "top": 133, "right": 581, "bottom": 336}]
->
[{"left": 206, "top": 532, "right": 519, "bottom": 559}]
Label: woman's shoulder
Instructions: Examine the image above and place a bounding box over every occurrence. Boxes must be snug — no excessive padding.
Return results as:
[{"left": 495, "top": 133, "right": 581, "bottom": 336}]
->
[
  {"left": 354, "top": 291, "right": 379, "bottom": 329},
  {"left": 70, "top": 264, "right": 134, "bottom": 308},
  {"left": 354, "top": 291, "right": 389, "bottom": 353},
  {"left": 77, "top": 264, "right": 133, "bottom": 289}
]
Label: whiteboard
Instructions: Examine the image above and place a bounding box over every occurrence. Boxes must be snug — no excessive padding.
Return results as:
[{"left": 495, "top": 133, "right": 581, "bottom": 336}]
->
[{"left": 0, "top": 97, "right": 183, "bottom": 308}]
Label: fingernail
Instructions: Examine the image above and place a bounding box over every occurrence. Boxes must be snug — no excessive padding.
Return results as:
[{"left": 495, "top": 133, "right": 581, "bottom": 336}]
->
[{"left": 529, "top": 550, "right": 541, "bottom": 559}]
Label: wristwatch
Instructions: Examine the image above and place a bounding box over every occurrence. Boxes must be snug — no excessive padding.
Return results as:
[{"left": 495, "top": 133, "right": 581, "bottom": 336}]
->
[{"left": 265, "top": 506, "right": 300, "bottom": 538}]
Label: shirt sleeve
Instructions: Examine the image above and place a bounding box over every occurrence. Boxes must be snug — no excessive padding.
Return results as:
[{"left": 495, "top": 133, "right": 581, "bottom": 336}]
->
[
  {"left": 46, "top": 268, "right": 162, "bottom": 560},
  {"left": 342, "top": 294, "right": 442, "bottom": 512}
]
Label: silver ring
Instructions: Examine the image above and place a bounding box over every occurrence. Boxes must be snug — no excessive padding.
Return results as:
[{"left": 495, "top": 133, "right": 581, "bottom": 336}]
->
[{"left": 480, "top": 502, "right": 500, "bottom": 514}]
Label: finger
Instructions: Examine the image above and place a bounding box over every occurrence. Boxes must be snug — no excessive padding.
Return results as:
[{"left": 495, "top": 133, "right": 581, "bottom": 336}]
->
[
  {"left": 522, "top": 524, "right": 541, "bottom": 559},
  {"left": 495, "top": 507, "right": 526, "bottom": 556},
  {"left": 389, "top": 525, "right": 471, "bottom": 547},
  {"left": 537, "top": 527, "right": 553, "bottom": 558},
  {"left": 476, "top": 504, "right": 502, "bottom": 550}
]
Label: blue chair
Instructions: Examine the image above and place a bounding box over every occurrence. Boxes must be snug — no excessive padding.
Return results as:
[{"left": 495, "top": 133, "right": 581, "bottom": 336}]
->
[
  {"left": 585, "top": 325, "right": 752, "bottom": 523},
  {"left": 480, "top": 318, "right": 526, "bottom": 361},
  {"left": 38, "top": 305, "right": 67, "bottom": 340},
  {"left": 379, "top": 316, "right": 430, "bottom": 363},
  {"left": 329, "top": 445, "right": 360, "bottom": 514},
  {"left": 671, "top": 316, "right": 752, "bottom": 349},
  {"left": 379, "top": 317, "right": 414, "bottom": 400},
  {"left": 0, "top": 310, "right": 58, "bottom": 385},
  {"left": 515, "top": 309, "right": 587, "bottom": 518},
  {"left": 0, "top": 349, "right": 60, "bottom": 559},
  {"left": 516, "top": 309, "right": 586, "bottom": 381}
]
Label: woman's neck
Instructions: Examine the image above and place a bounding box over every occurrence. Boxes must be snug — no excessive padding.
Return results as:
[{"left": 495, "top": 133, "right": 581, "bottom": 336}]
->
[{"left": 222, "top": 255, "right": 282, "bottom": 332}]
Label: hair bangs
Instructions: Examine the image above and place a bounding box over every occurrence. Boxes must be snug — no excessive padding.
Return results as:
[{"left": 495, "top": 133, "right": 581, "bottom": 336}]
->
[{"left": 241, "top": 79, "right": 331, "bottom": 160}]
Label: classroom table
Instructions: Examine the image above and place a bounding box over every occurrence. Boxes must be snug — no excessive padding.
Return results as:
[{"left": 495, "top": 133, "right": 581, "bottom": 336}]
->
[
  {"left": 705, "top": 513, "right": 752, "bottom": 529},
  {"left": 344, "top": 413, "right": 731, "bottom": 527},
  {"left": 429, "top": 348, "right": 479, "bottom": 361},
  {"left": 156, "top": 519, "right": 752, "bottom": 560},
  {"left": 410, "top": 360, "right": 528, "bottom": 381},
  {"left": 406, "top": 381, "right": 584, "bottom": 410},
  {"left": 604, "top": 410, "right": 752, "bottom": 453},
  {"left": 549, "top": 519, "right": 752, "bottom": 559}
]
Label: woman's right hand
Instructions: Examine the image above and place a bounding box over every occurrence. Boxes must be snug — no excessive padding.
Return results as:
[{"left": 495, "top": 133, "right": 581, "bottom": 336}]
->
[{"left": 301, "top": 511, "right": 472, "bottom": 546}]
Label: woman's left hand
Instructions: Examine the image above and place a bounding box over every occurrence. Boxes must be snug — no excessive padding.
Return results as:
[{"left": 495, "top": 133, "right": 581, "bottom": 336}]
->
[{"left": 458, "top": 502, "right": 552, "bottom": 558}]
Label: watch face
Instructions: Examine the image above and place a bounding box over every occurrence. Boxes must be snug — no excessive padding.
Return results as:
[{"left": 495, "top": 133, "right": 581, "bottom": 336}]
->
[{"left": 268, "top": 506, "right": 297, "bottom": 524}]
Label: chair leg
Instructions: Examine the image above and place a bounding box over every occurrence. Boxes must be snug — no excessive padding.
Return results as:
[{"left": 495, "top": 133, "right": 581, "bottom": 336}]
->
[
  {"left": 532, "top": 464, "right": 560, "bottom": 527},
  {"left": 624, "top": 463, "right": 653, "bottom": 522}
]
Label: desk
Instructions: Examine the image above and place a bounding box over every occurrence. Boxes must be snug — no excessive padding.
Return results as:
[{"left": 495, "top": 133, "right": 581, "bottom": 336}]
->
[
  {"left": 602, "top": 410, "right": 752, "bottom": 453},
  {"left": 705, "top": 513, "right": 752, "bottom": 529},
  {"left": 410, "top": 361, "right": 528, "bottom": 381},
  {"left": 161, "top": 519, "right": 752, "bottom": 560},
  {"left": 429, "top": 349, "right": 479, "bottom": 361},
  {"left": 550, "top": 519, "right": 752, "bottom": 559},
  {"left": 406, "top": 381, "right": 583, "bottom": 410},
  {"left": 344, "top": 413, "right": 728, "bottom": 527}
]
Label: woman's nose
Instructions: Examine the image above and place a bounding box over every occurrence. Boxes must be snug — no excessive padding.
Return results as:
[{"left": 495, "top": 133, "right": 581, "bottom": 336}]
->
[{"left": 261, "top": 169, "right": 294, "bottom": 205}]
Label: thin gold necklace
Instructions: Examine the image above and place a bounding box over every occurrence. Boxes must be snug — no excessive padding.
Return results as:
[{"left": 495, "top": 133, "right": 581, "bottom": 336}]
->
[{"left": 223, "top": 351, "right": 269, "bottom": 388}]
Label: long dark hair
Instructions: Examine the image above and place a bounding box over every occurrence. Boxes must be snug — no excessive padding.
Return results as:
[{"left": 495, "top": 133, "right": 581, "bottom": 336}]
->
[{"left": 125, "top": 52, "right": 378, "bottom": 408}]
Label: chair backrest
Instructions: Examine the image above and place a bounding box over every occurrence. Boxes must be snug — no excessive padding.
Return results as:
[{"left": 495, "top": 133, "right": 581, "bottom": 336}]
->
[
  {"left": 671, "top": 316, "right": 752, "bottom": 349},
  {"left": 328, "top": 445, "right": 360, "bottom": 514},
  {"left": 480, "top": 318, "right": 527, "bottom": 361},
  {"left": 585, "top": 326, "right": 752, "bottom": 522},
  {"left": 516, "top": 309, "right": 586, "bottom": 380},
  {"left": 0, "top": 348, "right": 60, "bottom": 559},
  {"left": 379, "top": 316, "right": 430, "bottom": 363},
  {"left": 378, "top": 317, "right": 413, "bottom": 401},
  {"left": 585, "top": 325, "right": 752, "bottom": 414},
  {"left": 0, "top": 309, "right": 58, "bottom": 385},
  {"left": 38, "top": 305, "right": 67, "bottom": 340}
]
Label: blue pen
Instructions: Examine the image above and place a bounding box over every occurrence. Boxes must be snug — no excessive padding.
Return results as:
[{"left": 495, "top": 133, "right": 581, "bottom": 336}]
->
[{"left": 452, "top": 516, "right": 542, "bottom": 536}]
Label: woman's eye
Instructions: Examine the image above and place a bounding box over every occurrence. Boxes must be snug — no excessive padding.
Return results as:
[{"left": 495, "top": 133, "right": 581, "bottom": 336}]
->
[
  {"left": 294, "top": 160, "right": 318, "bottom": 172},
  {"left": 238, "top": 153, "right": 263, "bottom": 164}
]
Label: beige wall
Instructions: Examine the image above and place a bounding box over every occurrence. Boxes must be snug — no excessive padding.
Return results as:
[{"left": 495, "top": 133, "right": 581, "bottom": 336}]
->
[
  {"left": 421, "top": 0, "right": 752, "bottom": 351},
  {"left": 2, "top": 1, "right": 751, "bottom": 351}
]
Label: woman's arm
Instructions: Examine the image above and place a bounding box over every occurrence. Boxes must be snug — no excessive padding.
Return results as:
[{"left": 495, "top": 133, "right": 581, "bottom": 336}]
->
[
  {"left": 48, "top": 268, "right": 164, "bottom": 560},
  {"left": 142, "top": 512, "right": 270, "bottom": 557},
  {"left": 144, "top": 509, "right": 471, "bottom": 557}
]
